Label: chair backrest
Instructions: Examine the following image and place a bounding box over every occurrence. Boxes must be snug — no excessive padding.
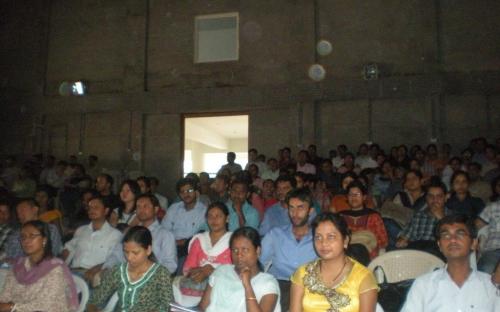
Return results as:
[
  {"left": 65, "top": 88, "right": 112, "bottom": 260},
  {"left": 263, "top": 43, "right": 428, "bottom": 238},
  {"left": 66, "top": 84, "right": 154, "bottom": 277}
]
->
[
  {"left": 72, "top": 274, "right": 89, "bottom": 312},
  {"left": 368, "top": 249, "right": 445, "bottom": 283}
]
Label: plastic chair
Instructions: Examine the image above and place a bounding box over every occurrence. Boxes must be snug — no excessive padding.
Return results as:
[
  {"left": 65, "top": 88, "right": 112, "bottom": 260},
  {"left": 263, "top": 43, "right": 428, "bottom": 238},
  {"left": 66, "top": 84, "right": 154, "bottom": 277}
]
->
[
  {"left": 368, "top": 249, "right": 445, "bottom": 283},
  {"left": 72, "top": 274, "right": 89, "bottom": 312},
  {"left": 102, "top": 292, "right": 119, "bottom": 312}
]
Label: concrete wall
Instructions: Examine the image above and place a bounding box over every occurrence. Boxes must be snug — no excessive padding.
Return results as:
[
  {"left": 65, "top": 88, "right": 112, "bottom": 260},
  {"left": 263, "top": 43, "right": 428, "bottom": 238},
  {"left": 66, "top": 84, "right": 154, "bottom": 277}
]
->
[{"left": 1, "top": 0, "right": 500, "bottom": 197}]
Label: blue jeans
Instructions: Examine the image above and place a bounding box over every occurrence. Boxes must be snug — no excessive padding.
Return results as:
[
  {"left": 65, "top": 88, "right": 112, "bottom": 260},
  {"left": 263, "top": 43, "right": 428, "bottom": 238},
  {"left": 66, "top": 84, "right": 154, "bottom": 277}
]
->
[{"left": 478, "top": 249, "right": 500, "bottom": 274}]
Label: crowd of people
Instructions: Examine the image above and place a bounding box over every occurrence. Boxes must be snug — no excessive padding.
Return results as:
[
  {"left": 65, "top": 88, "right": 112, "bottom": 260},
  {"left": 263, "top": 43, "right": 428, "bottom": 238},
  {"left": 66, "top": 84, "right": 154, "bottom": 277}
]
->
[{"left": 0, "top": 136, "right": 499, "bottom": 311}]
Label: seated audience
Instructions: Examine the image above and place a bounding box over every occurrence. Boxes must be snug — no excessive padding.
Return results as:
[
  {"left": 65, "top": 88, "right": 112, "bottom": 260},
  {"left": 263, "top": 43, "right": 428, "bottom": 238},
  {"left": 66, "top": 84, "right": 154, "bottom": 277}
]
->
[
  {"left": 0, "top": 201, "right": 13, "bottom": 260},
  {"left": 35, "top": 185, "right": 63, "bottom": 232},
  {"left": 296, "top": 150, "right": 316, "bottom": 175},
  {"left": 330, "top": 172, "right": 376, "bottom": 212},
  {"left": 259, "top": 176, "right": 296, "bottom": 236},
  {"left": 468, "top": 162, "right": 492, "bottom": 203},
  {"left": 446, "top": 170, "right": 485, "bottom": 218},
  {"left": 109, "top": 179, "right": 141, "bottom": 228},
  {"left": 339, "top": 180, "right": 388, "bottom": 258},
  {"left": 355, "top": 143, "right": 378, "bottom": 170},
  {"left": 209, "top": 174, "right": 230, "bottom": 204},
  {"left": 246, "top": 148, "right": 267, "bottom": 179},
  {"left": 261, "top": 188, "right": 317, "bottom": 311},
  {"left": 162, "top": 178, "right": 207, "bottom": 258},
  {"left": 261, "top": 158, "right": 280, "bottom": 181},
  {"left": 62, "top": 195, "right": 121, "bottom": 281},
  {"left": 5, "top": 198, "right": 62, "bottom": 259},
  {"left": 104, "top": 194, "right": 177, "bottom": 274},
  {"left": 226, "top": 179, "right": 259, "bottom": 231},
  {"left": 95, "top": 173, "right": 120, "bottom": 209},
  {"left": 261, "top": 179, "right": 278, "bottom": 211},
  {"left": 88, "top": 226, "right": 173, "bottom": 312},
  {"left": 199, "top": 227, "right": 280, "bottom": 312},
  {"left": 401, "top": 215, "right": 499, "bottom": 311},
  {"left": 392, "top": 169, "right": 426, "bottom": 211},
  {"left": 11, "top": 167, "right": 37, "bottom": 199},
  {"left": 290, "top": 213, "right": 378, "bottom": 312},
  {"left": 318, "top": 159, "right": 341, "bottom": 194},
  {"left": 477, "top": 190, "right": 500, "bottom": 273},
  {"left": 174, "top": 202, "right": 232, "bottom": 307},
  {"left": 150, "top": 176, "right": 169, "bottom": 211},
  {"left": 0, "top": 220, "right": 78, "bottom": 312},
  {"left": 396, "top": 180, "right": 450, "bottom": 257}
]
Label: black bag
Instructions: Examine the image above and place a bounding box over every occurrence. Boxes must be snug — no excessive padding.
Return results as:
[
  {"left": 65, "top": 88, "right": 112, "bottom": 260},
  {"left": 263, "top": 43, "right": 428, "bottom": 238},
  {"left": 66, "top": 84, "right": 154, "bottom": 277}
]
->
[{"left": 375, "top": 266, "right": 414, "bottom": 312}]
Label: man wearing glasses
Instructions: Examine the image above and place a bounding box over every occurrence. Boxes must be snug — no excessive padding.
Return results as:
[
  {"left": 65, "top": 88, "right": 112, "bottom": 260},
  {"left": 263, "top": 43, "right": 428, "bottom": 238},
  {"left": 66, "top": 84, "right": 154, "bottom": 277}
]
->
[
  {"left": 402, "top": 214, "right": 499, "bottom": 311},
  {"left": 161, "top": 178, "right": 207, "bottom": 259},
  {"left": 396, "top": 180, "right": 450, "bottom": 258}
]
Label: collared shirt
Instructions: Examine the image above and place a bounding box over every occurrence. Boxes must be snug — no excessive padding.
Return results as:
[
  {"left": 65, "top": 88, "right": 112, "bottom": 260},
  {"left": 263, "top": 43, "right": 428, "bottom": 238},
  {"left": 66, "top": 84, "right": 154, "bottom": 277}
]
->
[
  {"left": 64, "top": 221, "right": 121, "bottom": 269},
  {"left": 6, "top": 223, "right": 62, "bottom": 259},
  {"left": 260, "top": 169, "right": 280, "bottom": 181},
  {"left": 479, "top": 201, "right": 500, "bottom": 251},
  {"left": 154, "top": 193, "right": 169, "bottom": 210},
  {"left": 259, "top": 202, "right": 289, "bottom": 236},
  {"left": 399, "top": 206, "right": 449, "bottom": 242},
  {"left": 401, "top": 267, "right": 499, "bottom": 311},
  {"left": 219, "top": 163, "right": 243, "bottom": 175},
  {"left": 227, "top": 200, "right": 260, "bottom": 232},
  {"left": 260, "top": 224, "right": 316, "bottom": 280},
  {"left": 103, "top": 220, "right": 177, "bottom": 273},
  {"left": 259, "top": 202, "right": 317, "bottom": 236},
  {"left": 161, "top": 200, "right": 207, "bottom": 240},
  {"left": 296, "top": 163, "right": 316, "bottom": 175}
]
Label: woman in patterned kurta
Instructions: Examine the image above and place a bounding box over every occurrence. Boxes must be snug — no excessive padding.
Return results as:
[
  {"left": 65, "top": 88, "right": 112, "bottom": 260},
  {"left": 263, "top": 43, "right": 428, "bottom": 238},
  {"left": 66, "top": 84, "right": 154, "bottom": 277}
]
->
[{"left": 87, "top": 226, "right": 173, "bottom": 312}]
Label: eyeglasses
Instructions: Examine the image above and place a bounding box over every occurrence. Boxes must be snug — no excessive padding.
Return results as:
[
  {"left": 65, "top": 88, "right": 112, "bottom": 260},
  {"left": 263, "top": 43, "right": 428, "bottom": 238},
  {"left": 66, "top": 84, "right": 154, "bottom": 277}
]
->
[
  {"left": 20, "top": 233, "right": 42, "bottom": 241},
  {"left": 438, "top": 230, "right": 469, "bottom": 241},
  {"left": 180, "top": 189, "right": 195, "bottom": 195},
  {"left": 347, "top": 192, "right": 363, "bottom": 197}
]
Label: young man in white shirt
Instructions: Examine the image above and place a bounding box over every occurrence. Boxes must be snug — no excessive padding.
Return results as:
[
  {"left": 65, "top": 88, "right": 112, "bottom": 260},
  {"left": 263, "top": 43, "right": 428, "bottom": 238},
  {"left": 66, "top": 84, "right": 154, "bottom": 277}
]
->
[
  {"left": 62, "top": 196, "right": 121, "bottom": 282},
  {"left": 401, "top": 214, "right": 499, "bottom": 311}
]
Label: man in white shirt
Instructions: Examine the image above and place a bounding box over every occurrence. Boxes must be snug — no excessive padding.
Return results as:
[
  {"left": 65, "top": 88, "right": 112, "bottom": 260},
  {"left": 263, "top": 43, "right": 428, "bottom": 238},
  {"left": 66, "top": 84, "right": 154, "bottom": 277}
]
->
[
  {"left": 401, "top": 214, "right": 499, "bottom": 311},
  {"left": 150, "top": 176, "right": 169, "bottom": 211},
  {"left": 296, "top": 150, "right": 316, "bottom": 175},
  {"left": 62, "top": 195, "right": 121, "bottom": 281}
]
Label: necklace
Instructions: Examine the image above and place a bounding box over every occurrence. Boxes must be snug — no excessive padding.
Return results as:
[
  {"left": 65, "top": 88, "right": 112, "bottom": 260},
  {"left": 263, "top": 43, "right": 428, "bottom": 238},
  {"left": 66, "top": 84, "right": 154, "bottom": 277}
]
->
[
  {"left": 322, "top": 257, "right": 348, "bottom": 287},
  {"left": 303, "top": 259, "right": 351, "bottom": 312}
]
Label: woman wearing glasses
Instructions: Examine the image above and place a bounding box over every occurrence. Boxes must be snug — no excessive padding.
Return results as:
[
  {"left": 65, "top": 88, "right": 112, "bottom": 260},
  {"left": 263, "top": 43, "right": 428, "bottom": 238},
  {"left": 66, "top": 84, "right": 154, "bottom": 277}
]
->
[{"left": 0, "top": 220, "right": 78, "bottom": 312}]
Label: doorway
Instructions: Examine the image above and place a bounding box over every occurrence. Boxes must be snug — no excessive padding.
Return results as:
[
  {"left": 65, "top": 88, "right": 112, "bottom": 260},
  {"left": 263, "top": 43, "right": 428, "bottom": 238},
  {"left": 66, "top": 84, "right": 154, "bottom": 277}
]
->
[{"left": 183, "top": 114, "right": 248, "bottom": 177}]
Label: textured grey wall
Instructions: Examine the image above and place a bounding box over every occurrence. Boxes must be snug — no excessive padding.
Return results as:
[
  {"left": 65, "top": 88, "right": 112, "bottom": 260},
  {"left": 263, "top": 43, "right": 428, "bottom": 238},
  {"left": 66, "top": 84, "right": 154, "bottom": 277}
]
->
[{"left": 1, "top": 0, "right": 499, "bottom": 197}]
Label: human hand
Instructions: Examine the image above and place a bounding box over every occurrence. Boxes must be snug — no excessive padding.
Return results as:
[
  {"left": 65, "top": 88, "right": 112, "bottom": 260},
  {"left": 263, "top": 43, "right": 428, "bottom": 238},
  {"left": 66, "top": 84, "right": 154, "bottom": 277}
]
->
[
  {"left": 0, "top": 302, "right": 14, "bottom": 312},
  {"left": 239, "top": 266, "right": 252, "bottom": 287},
  {"left": 395, "top": 237, "right": 408, "bottom": 248}
]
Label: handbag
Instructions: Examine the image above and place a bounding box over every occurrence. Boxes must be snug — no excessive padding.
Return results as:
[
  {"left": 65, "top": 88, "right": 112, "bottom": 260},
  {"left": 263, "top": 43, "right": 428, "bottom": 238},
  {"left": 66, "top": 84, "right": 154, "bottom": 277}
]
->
[{"left": 374, "top": 266, "right": 414, "bottom": 312}]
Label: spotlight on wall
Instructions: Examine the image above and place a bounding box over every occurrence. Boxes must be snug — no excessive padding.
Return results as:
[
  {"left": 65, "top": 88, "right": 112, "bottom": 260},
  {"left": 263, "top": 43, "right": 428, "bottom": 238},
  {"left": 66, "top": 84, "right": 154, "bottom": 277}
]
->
[
  {"left": 59, "top": 81, "right": 87, "bottom": 96},
  {"left": 71, "top": 81, "right": 87, "bottom": 96},
  {"left": 362, "top": 63, "right": 379, "bottom": 80}
]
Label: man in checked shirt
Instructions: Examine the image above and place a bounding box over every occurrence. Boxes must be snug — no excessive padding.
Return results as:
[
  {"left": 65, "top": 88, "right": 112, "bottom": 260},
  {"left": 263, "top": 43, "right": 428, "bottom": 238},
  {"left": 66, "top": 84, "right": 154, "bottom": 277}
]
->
[{"left": 396, "top": 180, "right": 450, "bottom": 258}]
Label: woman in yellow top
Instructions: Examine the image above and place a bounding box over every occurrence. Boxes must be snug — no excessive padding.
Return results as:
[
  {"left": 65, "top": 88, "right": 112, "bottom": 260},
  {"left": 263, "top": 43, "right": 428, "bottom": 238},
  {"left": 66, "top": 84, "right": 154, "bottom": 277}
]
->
[
  {"left": 290, "top": 212, "right": 378, "bottom": 312},
  {"left": 35, "top": 186, "right": 64, "bottom": 234}
]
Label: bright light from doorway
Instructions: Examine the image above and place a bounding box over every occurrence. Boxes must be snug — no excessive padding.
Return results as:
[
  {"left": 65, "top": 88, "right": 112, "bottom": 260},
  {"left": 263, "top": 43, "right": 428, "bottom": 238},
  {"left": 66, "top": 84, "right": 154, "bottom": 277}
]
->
[{"left": 184, "top": 115, "right": 248, "bottom": 177}]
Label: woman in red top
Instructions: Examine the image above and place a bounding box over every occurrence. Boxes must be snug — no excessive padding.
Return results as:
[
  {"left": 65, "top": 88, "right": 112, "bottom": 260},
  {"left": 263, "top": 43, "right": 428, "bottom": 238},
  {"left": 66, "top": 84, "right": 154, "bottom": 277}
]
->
[{"left": 339, "top": 180, "right": 388, "bottom": 259}]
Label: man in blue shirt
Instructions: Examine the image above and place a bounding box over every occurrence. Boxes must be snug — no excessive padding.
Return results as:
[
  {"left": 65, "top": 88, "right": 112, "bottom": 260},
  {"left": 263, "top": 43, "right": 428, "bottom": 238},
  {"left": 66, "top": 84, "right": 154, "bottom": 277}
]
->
[
  {"left": 226, "top": 179, "right": 259, "bottom": 231},
  {"left": 161, "top": 178, "right": 207, "bottom": 258},
  {"left": 260, "top": 188, "right": 317, "bottom": 311},
  {"left": 259, "top": 176, "right": 296, "bottom": 236}
]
